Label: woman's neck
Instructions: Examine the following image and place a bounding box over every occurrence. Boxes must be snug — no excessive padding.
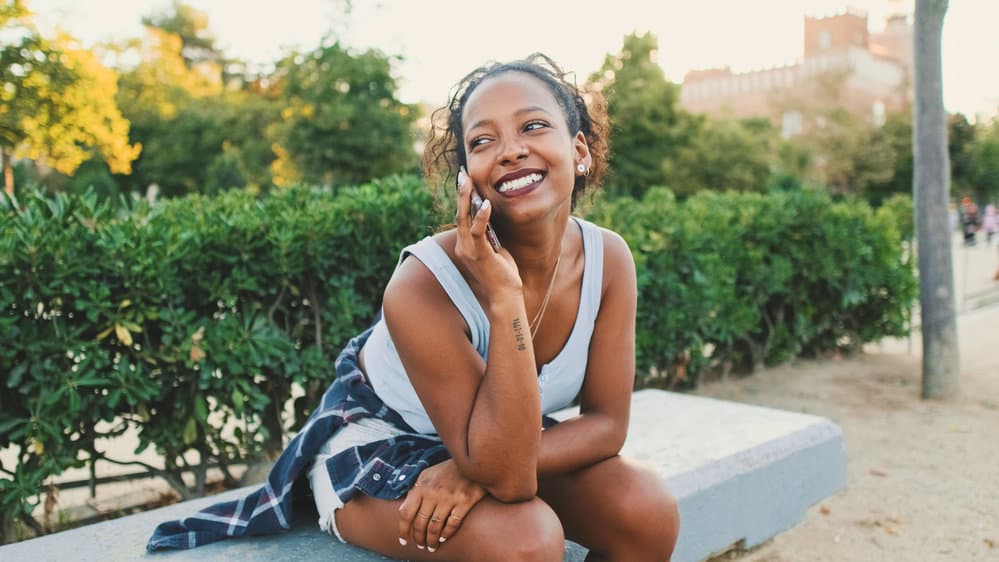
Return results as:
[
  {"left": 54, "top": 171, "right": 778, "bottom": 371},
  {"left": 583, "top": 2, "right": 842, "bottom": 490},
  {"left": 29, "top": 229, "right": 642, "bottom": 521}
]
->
[{"left": 494, "top": 210, "right": 570, "bottom": 290}]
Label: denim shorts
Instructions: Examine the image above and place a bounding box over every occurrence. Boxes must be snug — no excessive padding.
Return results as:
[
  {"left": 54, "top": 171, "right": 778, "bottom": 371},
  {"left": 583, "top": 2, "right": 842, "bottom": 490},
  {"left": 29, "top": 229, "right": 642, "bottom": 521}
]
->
[{"left": 307, "top": 417, "right": 409, "bottom": 542}]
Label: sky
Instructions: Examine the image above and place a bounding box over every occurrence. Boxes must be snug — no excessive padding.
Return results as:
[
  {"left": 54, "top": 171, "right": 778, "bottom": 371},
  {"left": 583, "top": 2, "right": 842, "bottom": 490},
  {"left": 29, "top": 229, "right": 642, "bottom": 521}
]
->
[{"left": 25, "top": 0, "right": 999, "bottom": 119}]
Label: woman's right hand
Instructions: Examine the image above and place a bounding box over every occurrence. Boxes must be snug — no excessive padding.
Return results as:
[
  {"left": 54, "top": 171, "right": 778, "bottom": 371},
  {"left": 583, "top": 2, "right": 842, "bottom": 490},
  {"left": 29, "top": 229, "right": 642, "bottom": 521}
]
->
[
  {"left": 397, "top": 459, "right": 487, "bottom": 551},
  {"left": 454, "top": 168, "right": 522, "bottom": 302}
]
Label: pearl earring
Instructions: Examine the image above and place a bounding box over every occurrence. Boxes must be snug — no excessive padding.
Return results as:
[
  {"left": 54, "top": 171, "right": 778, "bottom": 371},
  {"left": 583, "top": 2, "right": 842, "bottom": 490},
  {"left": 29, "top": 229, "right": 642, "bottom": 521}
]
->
[{"left": 576, "top": 164, "right": 585, "bottom": 174}]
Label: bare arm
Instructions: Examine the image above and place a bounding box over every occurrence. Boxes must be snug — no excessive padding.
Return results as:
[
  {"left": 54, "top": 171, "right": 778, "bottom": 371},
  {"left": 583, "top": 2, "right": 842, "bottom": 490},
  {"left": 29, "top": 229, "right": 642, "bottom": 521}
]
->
[
  {"left": 536, "top": 229, "right": 638, "bottom": 476},
  {"left": 383, "top": 181, "right": 542, "bottom": 502}
]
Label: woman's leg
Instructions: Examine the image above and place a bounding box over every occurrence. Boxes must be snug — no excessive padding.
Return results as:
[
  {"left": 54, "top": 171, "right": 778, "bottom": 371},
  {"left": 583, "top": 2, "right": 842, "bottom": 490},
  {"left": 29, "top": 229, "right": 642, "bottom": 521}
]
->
[
  {"left": 336, "top": 493, "right": 565, "bottom": 562},
  {"left": 538, "top": 456, "right": 679, "bottom": 562}
]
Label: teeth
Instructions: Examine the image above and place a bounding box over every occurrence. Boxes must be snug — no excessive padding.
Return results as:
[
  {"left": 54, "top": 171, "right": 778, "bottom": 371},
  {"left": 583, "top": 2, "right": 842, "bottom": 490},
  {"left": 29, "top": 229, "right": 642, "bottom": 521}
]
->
[{"left": 498, "top": 173, "right": 543, "bottom": 193}]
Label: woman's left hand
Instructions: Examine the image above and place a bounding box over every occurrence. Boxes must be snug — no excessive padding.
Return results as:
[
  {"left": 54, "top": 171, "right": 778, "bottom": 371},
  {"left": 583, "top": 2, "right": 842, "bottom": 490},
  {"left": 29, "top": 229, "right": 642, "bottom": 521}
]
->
[{"left": 398, "top": 459, "right": 486, "bottom": 551}]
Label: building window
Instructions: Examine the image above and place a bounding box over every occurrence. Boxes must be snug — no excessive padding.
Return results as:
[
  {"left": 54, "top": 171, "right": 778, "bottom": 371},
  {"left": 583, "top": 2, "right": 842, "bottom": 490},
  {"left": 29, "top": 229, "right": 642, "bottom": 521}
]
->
[
  {"left": 819, "top": 30, "right": 830, "bottom": 49},
  {"left": 872, "top": 100, "right": 886, "bottom": 126},
  {"left": 781, "top": 111, "right": 803, "bottom": 138}
]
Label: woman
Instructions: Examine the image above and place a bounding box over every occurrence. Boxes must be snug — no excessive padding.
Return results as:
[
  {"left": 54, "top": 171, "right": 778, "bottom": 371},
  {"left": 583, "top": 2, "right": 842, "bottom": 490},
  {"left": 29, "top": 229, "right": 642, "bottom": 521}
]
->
[{"left": 149, "top": 54, "right": 679, "bottom": 562}]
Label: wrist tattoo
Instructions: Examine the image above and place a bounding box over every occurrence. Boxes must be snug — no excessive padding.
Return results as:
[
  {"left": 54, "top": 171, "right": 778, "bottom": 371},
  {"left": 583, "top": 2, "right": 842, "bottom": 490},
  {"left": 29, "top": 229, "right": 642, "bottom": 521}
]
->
[{"left": 512, "top": 318, "right": 527, "bottom": 351}]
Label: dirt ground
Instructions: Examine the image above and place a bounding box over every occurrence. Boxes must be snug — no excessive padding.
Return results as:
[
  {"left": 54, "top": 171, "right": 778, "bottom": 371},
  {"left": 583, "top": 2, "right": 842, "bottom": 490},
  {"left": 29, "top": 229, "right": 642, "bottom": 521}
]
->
[{"left": 695, "top": 298, "right": 999, "bottom": 562}]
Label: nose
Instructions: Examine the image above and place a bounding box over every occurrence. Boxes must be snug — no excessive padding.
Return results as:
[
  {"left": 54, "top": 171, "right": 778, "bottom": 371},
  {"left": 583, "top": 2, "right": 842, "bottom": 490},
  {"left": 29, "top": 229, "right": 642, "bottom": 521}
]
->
[{"left": 498, "top": 140, "right": 529, "bottom": 165}]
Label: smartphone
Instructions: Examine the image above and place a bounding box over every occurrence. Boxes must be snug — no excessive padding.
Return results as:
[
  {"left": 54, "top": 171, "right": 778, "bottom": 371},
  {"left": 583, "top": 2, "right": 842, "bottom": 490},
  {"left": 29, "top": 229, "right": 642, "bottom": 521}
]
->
[
  {"left": 459, "top": 169, "right": 501, "bottom": 251},
  {"left": 470, "top": 193, "right": 502, "bottom": 251}
]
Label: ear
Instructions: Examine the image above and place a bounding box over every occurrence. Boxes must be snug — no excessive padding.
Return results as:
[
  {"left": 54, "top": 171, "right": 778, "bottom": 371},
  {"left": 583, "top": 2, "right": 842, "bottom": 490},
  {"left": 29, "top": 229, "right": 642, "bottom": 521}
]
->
[{"left": 573, "top": 131, "right": 592, "bottom": 173}]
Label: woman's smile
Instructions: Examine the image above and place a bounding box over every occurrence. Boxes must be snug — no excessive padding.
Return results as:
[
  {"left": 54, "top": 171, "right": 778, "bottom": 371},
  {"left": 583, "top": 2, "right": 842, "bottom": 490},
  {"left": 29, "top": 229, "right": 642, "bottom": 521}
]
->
[{"left": 496, "top": 169, "right": 546, "bottom": 196}]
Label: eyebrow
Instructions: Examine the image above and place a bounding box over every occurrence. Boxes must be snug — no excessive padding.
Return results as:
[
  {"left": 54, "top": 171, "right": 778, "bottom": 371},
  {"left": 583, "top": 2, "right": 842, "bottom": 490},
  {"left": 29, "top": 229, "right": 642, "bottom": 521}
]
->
[{"left": 465, "top": 106, "right": 555, "bottom": 134}]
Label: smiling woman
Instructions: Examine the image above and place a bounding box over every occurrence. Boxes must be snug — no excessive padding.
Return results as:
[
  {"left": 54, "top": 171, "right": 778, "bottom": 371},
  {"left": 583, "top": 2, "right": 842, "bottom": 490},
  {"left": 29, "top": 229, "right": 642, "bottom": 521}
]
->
[{"left": 147, "top": 54, "right": 679, "bottom": 562}]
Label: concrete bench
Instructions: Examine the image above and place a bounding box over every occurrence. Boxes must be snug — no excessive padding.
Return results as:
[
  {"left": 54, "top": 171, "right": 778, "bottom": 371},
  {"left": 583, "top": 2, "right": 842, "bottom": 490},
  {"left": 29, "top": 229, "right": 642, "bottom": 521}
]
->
[{"left": 0, "top": 389, "right": 845, "bottom": 562}]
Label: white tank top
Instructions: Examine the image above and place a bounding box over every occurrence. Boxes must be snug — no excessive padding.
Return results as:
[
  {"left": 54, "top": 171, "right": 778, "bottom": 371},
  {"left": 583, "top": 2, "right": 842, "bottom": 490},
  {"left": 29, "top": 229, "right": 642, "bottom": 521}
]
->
[{"left": 363, "top": 217, "right": 605, "bottom": 434}]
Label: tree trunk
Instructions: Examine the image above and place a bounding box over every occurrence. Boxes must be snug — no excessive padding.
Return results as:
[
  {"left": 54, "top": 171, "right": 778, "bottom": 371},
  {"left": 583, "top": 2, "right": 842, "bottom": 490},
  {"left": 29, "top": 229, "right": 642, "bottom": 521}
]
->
[
  {"left": 1, "top": 510, "right": 16, "bottom": 545},
  {"left": 914, "top": 0, "right": 960, "bottom": 399},
  {"left": 2, "top": 148, "right": 14, "bottom": 195}
]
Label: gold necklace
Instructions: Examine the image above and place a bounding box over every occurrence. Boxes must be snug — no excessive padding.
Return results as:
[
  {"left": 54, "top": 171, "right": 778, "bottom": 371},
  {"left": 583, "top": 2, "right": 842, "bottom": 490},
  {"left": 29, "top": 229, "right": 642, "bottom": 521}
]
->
[{"left": 529, "top": 244, "right": 562, "bottom": 341}]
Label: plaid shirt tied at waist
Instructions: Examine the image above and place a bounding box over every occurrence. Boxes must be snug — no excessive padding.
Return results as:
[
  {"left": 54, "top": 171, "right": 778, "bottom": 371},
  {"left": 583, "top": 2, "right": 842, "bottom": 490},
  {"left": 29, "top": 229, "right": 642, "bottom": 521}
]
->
[{"left": 146, "top": 327, "right": 450, "bottom": 551}]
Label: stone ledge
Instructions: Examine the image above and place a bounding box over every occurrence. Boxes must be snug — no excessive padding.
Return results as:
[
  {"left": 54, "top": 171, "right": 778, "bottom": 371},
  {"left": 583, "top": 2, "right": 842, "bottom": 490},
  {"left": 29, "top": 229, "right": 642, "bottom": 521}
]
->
[{"left": 0, "top": 389, "right": 845, "bottom": 562}]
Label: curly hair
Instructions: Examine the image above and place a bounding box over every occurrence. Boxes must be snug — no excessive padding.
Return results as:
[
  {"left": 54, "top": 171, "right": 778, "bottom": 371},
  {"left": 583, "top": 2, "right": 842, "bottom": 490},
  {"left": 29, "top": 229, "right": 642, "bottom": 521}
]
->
[{"left": 423, "top": 53, "right": 610, "bottom": 209}]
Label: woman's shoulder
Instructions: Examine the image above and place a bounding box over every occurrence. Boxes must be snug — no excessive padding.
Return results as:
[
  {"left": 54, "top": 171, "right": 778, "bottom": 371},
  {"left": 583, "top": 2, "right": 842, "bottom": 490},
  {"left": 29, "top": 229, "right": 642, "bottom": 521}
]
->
[
  {"left": 587, "top": 223, "right": 631, "bottom": 262},
  {"left": 428, "top": 228, "right": 459, "bottom": 258},
  {"left": 590, "top": 224, "right": 635, "bottom": 293},
  {"left": 384, "top": 229, "right": 462, "bottom": 304},
  {"left": 588, "top": 223, "right": 627, "bottom": 247}
]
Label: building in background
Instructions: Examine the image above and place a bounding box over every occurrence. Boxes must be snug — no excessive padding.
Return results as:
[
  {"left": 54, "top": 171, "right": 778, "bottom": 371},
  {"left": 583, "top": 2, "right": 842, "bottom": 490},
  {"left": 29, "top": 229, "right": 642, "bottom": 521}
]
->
[{"left": 680, "top": 9, "right": 913, "bottom": 137}]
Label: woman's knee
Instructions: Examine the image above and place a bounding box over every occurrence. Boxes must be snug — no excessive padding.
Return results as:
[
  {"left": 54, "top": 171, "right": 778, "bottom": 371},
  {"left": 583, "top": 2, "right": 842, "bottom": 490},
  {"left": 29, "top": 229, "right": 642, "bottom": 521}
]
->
[
  {"left": 616, "top": 462, "right": 680, "bottom": 554},
  {"left": 466, "top": 497, "right": 565, "bottom": 562}
]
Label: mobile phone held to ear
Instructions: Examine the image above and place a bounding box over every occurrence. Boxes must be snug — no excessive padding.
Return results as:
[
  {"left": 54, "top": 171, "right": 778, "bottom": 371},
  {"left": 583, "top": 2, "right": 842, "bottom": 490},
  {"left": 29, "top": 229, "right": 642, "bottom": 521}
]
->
[{"left": 459, "top": 168, "right": 501, "bottom": 251}]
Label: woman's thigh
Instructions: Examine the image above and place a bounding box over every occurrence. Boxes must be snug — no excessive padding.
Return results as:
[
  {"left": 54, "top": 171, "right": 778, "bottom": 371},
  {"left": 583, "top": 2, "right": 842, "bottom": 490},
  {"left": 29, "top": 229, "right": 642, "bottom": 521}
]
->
[
  {"left": 336, "top": 493, "right": 565, "bottom": 562},
  {"left": 538, "top": 456, "right": 679, "bottom": 561}
]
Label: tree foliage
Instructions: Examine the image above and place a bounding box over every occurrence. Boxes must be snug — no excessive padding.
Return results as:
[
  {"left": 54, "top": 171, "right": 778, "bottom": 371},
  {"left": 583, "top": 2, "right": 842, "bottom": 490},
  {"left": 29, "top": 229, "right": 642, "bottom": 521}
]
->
[
  {"left": 667, "top": 117, "right": 773, "bottom": 196},
  {"left": 969, "top": 116, "right": 999, "bottom": 203},
  {"left": 775, "top": 70, "right": 898, "bottom": 196},
  {"left": 855, "top": 111, "right": 913, "bottom": 204},
  {"left": 590, "top": 33, "right": 700, "bottom": 197},
  {"left": 947, "top": 112, "right": 975, "bottom": 197},
  {"left": 110, "top": 3, "right": 416, "bottom": 196},
  {"left": 947, "top": 111, "right": 999, "bottom": 204},
  {"left": 111, "top": 25, "right": 225, "bottom": 197},
  {"left": 0, "top": 1, "right": 138, "bottom": 194},
  {"left": 141, "top": 0, "right": 223, "bottom": 69},
  {"left": 268, "top": 42, "right": 418, "bottom": 188},
  {"left": 7, "top": 1, "right": 998, "bottom": 207}
]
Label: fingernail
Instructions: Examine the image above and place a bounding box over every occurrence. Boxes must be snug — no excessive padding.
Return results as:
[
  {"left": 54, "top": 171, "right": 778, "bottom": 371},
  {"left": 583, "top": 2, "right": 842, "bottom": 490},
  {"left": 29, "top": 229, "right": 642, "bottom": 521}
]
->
[
  {"left": 428, "top": 547, "right": 437, "bottom": 552},
  {"left": 399, "top": 537, "right": 407, "bottom": 546},
  {"left": 457, "top": 169, "right": 467, "bottom": 189},
  {"left": 480, "top": 199, "right": 490, "bottom": 210},
  {"left": 417, "top": 544, "right": 425, "bottom": 550},
  {"left": 439, "top": 537, "right": 447, "bottom": 543}
]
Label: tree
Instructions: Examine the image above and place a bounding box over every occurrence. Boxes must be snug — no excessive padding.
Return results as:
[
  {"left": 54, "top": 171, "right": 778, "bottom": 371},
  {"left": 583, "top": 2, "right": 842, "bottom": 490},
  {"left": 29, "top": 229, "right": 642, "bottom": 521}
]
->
[
  {"left": 112, "top": 25, "right": 225, "bottom": 196},
  {"left": 141, "top": 1, "right": 223, "bottom": 69},
  {"left": 970, "top": 116, "right": 999, "bottom": 204},
  {"left": 590, "top": 33, "right": 700, "bottom": 197},
  {"left": 268, "top": 42, "right": 418, "bottom": 188},
  {"left": 667, "top": 117, "right": 772, "bottom": 196},
  {"left": 914, "top": 0, "right": 959, "bottom": 399},
  {"left": 139, "top": 0, "right": 255, "bottom": 88},
  {"left": 859, "top": 111, "right": 913, "bottom": 205},
  {"left": 0, "top": 1, "right": 139, "bottom": 195},
  {"left": 947, "top": 113, "right": 976, "bottom": 197},
  {"left": 775, "top": 69, "right": 897, "bottom": 197},
  {"left": 1, "top": 0, "right": 62, "bottom": 193}
]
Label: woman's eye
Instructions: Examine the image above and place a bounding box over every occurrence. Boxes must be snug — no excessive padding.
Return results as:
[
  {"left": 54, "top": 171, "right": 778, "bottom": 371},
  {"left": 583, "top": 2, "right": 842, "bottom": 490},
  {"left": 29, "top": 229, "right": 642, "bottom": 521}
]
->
[
  {"left": 469, "top": 137, "right": 490, "bottom": 149},
  {"left": 524, "top": 121, "right": 548, "bottom": 132}
]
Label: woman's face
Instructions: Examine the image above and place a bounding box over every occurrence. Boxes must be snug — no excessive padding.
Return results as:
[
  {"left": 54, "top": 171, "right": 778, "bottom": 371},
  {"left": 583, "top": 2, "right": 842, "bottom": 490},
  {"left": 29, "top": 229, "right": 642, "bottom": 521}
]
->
[{"left": 460, "top": 72, "right": 589, "bottom": 225}]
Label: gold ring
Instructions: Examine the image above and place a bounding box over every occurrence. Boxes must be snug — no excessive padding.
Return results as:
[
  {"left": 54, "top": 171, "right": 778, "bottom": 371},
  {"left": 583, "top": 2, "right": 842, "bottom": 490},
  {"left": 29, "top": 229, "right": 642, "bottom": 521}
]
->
[{"left": 431, "top": 516, "right": 441, "bottom": 522}]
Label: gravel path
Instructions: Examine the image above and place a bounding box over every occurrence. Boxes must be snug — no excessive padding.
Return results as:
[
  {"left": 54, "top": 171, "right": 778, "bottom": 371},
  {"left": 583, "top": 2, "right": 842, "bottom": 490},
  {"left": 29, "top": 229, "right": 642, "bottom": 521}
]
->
[{"left": 696, "top": 296, "right": 999, "bottom": 561}]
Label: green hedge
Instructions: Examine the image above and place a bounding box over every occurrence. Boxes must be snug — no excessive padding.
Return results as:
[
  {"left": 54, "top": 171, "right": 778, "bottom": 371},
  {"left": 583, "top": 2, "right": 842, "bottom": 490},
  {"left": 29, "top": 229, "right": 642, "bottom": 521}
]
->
[
  {"left": 587, "top": 187, "right": 916, "bottom": 385},
  {"left": 0, "top": 176, "right": 445, "bottom": 539},
  {"left": 0, "top": 179, "right": 915, "bottom": 539}
]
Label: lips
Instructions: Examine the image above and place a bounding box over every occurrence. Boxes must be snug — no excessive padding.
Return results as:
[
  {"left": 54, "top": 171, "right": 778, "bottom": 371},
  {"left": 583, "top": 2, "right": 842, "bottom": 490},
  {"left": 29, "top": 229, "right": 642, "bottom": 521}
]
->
[{"left": 494, "top": 169, "right": 545, "bottom": 194}]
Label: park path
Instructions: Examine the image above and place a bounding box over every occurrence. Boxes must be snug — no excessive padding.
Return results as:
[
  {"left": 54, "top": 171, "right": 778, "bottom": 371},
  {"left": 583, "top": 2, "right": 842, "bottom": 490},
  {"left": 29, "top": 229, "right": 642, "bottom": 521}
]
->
[{"left": 697, "top": 235, "right": 999, "bottom": 561}]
